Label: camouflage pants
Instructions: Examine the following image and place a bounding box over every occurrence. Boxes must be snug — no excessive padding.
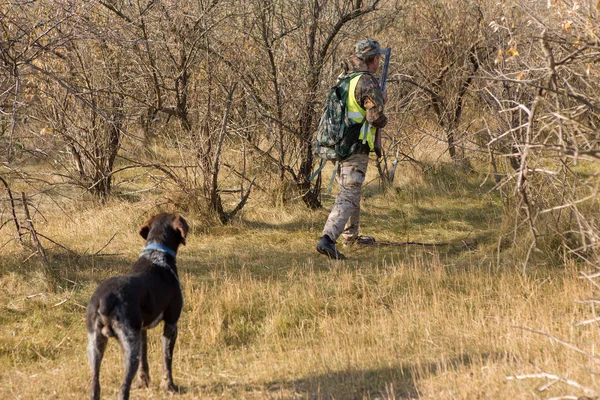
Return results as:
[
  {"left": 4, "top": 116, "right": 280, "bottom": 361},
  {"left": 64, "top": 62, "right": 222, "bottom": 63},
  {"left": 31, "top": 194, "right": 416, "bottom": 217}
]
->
[{"left": 322, "top": 153, "right": 369, "bottom": 242}]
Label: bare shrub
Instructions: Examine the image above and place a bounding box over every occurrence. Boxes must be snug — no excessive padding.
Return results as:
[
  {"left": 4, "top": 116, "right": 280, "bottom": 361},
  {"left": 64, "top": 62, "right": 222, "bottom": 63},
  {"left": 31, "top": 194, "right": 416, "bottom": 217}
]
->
[{"left": 481, "top": 0, "right": 599, "bottom": 266}]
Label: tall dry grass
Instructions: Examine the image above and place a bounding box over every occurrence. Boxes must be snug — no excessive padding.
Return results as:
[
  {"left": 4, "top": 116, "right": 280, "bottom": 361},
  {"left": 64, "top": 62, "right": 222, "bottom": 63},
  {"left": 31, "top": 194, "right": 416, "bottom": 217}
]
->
[{"left": 1, "top": 161, "right": 598, "bottom": 399}]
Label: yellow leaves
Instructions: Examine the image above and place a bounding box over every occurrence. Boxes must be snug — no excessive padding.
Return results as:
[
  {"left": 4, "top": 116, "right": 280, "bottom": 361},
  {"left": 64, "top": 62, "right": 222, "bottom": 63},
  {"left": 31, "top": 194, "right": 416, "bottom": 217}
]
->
[
  {"left": 39, "top": 127, "right": 53, "bottom": 136},
  {"left": 516, "top": 71, "right": 526, "bottom": 80},
  {"left": 584, "top": 22, "right": 597, "bottom": 41},
  {"left": 494, "top": 47, "right": 519, "bottom": 65},
  {"left": 563, "top": 20, "right": 573, "bottom": 32},
  {"left": 597, "top": 0, "right": 600, "bottom": 10},
  {"left": 494, "top": 49, "right": 503, "bottom": 65}
]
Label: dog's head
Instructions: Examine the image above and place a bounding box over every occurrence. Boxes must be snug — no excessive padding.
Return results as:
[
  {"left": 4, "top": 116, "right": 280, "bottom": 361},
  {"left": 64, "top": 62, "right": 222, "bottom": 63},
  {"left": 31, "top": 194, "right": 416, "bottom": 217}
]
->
[{"left": 139, "top": 213, "right": 189, "bottom": 250}]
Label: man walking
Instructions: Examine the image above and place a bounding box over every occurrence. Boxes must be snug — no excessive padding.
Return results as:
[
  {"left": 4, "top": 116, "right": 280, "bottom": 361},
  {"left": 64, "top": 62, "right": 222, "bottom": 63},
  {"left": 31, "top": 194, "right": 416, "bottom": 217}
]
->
[{"left": 316, "top": 39, "right": 388, "bottom": 260}]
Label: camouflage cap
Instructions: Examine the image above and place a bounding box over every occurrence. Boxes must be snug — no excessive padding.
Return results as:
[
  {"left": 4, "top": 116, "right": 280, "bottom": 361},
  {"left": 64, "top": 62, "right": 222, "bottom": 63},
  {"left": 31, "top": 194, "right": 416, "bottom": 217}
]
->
[{"left": 355, "top": 39, "right": 383, "bottom": 59}]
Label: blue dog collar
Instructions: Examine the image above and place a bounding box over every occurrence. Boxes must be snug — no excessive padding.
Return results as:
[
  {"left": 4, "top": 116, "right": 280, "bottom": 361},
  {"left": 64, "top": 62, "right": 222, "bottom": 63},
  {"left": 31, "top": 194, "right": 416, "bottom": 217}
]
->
[{"left": 142, "top": 243, "right": 176, "bottom": 258}]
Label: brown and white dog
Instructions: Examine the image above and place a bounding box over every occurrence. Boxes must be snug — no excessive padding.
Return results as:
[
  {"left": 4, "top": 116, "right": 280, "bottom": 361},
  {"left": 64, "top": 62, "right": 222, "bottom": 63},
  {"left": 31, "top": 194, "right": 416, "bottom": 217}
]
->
[{"left": 86, "top": 213, "right": 189, "bottom": 400}]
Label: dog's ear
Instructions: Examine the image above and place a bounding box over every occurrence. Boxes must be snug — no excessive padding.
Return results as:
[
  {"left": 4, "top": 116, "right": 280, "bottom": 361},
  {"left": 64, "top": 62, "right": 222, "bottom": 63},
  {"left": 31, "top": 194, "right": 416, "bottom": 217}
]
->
[
  {"left": 139, "top": 215, "right": 155, "bottom": 240},
  {"left": 173, "top": 215, "right": 189, "bottom": 245}
]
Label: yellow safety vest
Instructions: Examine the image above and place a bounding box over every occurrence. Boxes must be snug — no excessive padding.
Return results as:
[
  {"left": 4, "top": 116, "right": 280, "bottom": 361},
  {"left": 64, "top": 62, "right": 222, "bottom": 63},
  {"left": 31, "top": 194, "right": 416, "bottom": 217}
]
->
[{"left": 347, "top": 73, "right": 376, "bottom": 151}]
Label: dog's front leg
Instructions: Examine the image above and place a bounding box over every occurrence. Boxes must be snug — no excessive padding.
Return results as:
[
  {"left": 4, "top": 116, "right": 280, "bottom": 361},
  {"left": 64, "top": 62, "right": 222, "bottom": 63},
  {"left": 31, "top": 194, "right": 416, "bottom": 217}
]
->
[
  {"left": 160, "top": 323, "right": 179, "bottom": 393},
  {"left": 134, "top": 329, "right": 150, "bottom": 388},
  {"left": 87, "top": 331, "right": 108, "bottom": 400},
  {"left": 118, "top": 329, "right": 141, "bottom": 400}
]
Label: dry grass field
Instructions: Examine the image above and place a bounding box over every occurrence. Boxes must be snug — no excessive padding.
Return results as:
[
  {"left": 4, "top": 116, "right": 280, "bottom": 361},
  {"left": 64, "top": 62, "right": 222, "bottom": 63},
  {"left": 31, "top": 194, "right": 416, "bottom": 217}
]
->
[
  {"left": 2, "top": 0, "right": 599, "bottom": 398},
  {"left": 1, "top": 161, "right": 598, "bottom": 399}
]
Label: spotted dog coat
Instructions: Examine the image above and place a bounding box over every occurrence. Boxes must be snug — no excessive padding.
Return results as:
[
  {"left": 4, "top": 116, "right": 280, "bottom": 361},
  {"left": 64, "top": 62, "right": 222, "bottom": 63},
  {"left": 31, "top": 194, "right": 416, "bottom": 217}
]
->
[{"left": 86, "top": 213, "right": 189, "bottom": 400}]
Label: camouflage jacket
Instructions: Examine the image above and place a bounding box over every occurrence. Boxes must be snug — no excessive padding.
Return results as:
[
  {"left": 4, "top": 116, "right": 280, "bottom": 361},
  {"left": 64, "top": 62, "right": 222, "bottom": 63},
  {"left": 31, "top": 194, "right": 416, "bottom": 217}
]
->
[{"left": 341, "top": 55, "right": 388, "bottom": 129}]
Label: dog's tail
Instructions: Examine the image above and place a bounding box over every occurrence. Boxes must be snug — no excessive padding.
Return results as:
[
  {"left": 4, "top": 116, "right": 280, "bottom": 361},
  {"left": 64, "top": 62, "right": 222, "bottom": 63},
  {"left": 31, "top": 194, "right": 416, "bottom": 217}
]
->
[{"left": 98, "top": 293, "right": 118, "bottom": 338}]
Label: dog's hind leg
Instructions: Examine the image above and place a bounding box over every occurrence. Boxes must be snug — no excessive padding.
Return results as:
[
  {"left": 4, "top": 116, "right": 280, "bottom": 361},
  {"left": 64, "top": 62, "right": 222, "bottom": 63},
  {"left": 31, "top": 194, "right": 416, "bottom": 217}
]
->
[
  {"left": 160, "top": 322, "right": 179, "bottom": 393},
  {"left": 115, "top": 326, "right": 141, "bottom": 400},
  {"left": 87, "top": 331, "right": 108, "bottom": 400},
  {"left": 134, "top": 329, "right": 150, "bottom": 388}
]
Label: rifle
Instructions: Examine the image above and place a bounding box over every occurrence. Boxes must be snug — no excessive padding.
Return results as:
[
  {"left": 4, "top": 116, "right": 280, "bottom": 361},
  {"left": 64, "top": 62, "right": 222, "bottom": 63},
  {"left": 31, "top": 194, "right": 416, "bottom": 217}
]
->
[{"left": 374, "top": 47, "right": 391, "bottom": 158}]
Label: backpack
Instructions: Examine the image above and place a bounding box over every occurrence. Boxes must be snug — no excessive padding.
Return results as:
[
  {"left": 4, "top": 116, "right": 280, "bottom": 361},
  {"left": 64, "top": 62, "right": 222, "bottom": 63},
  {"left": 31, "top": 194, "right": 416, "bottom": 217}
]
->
[{"left": 312, "top": 72, "right": 365, "bottom": 162}]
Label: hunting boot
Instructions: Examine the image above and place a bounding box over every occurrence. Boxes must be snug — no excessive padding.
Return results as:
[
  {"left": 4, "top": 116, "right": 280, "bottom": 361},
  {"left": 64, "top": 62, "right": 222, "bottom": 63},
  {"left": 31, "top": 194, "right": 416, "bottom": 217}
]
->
[{"left": 316, "top": 235, "right": 345, "bottom": 260}]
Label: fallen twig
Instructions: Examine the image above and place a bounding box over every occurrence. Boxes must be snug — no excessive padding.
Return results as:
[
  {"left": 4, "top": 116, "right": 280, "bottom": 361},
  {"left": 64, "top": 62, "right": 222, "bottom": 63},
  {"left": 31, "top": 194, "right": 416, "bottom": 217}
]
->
[
  {"left": 580, "top": 271, "right": 600, "bottom": 292},
  {"left": 576, "top": 317, "right": 600, "bottom": 327},
  {"left": 506, "top": 372, "right": 596, "bottom": 397},
  {"left": 373, "top": 240, "right": 447, "bottom": 247},
  {"left": 21, "top": 228, "right": 78, "bottom": 255},
  {"left": 54, "top": 333, "right": 70, "bottom": 349},
  {"left": 94, "top": 233, "right": 117, "bottom": 255},
  {"left": 52, "top": 298, "right": 69, "bottom": 307},
  {"left": 513, "top": 325, "right": 600, "bottom": 364}
]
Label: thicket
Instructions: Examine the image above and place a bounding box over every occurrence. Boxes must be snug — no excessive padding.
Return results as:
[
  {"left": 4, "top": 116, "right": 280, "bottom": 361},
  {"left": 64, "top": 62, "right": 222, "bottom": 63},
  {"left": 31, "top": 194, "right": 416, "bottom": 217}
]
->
[{"left": 1, "top": 0, "right": 598, "bottom": 267}]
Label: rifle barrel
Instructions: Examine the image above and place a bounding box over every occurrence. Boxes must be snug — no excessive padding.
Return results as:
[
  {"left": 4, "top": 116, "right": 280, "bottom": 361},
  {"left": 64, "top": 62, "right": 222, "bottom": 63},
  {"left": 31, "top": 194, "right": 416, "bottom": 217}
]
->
[
  {"left": 374, "top": 48, "right": 391, "bottom": 159},
  {"left": 380, "top": 48, "right": 392, "bottom": 93}
]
